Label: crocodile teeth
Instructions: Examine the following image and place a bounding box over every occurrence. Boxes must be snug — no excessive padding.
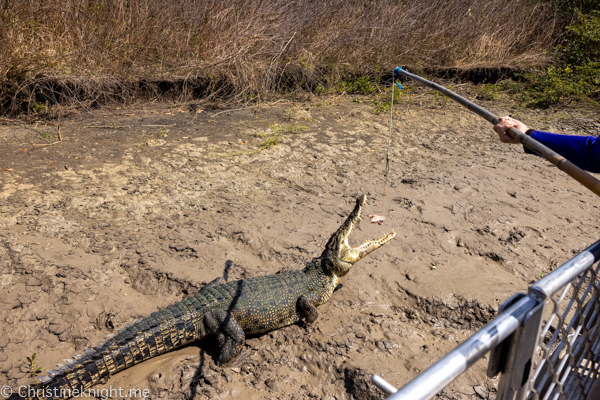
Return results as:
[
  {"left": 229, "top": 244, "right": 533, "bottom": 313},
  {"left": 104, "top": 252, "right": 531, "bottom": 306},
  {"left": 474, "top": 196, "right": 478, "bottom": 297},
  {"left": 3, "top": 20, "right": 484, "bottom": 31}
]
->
[{"left": 38, "top": 375, "right": 52, "bottom": 384}]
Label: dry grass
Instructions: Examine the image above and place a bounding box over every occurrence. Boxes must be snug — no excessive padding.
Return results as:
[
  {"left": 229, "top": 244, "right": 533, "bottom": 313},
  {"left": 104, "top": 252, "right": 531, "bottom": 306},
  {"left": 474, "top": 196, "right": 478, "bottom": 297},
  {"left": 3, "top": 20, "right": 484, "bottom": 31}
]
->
[{"left": 0, "top": 0, "right": 559, "bottom": 116}]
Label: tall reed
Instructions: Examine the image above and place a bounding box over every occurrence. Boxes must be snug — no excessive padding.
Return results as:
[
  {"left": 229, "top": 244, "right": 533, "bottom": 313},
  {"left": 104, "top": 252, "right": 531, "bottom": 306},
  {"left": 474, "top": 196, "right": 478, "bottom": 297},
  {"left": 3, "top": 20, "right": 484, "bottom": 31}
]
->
[{"left": 0, "top": 0, "right": 558, "bottom": 115}]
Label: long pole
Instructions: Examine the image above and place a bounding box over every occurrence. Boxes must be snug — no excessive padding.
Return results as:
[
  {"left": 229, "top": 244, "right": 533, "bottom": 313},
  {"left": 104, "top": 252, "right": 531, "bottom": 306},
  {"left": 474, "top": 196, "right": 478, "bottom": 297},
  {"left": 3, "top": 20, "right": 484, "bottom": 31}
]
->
[{"left": 393, "top": 67, "right": 600, "bottom": 198}]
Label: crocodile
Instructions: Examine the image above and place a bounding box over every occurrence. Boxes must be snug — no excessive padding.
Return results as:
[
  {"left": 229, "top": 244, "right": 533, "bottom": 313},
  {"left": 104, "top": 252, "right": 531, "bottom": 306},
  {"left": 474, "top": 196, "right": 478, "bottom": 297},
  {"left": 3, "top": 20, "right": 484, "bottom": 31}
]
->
[{"left": 12, "top": 194, "right": 395, "bottom": 400}]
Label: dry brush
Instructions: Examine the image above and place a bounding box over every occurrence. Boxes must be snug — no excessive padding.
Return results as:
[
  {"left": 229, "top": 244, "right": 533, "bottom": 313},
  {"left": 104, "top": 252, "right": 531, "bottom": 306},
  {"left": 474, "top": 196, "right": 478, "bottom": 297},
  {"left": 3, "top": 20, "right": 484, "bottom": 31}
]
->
[{"left": 0, "top": 0, "right": 558, "bottom": 116}]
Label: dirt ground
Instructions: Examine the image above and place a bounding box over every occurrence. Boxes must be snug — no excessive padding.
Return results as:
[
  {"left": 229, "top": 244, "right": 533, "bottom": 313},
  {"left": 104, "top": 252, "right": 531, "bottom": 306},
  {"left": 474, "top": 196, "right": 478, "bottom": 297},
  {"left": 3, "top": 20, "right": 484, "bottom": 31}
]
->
[{"left": 1, "top": 90, "right": 599, "bottom": 400}]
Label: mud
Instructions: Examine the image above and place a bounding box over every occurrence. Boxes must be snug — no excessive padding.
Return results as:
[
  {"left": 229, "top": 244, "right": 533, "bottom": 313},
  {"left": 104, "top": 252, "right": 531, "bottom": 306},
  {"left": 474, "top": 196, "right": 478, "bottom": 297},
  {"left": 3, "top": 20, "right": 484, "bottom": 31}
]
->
[{"left": 1, "top": 91, "right": 599, "bottom": 399}]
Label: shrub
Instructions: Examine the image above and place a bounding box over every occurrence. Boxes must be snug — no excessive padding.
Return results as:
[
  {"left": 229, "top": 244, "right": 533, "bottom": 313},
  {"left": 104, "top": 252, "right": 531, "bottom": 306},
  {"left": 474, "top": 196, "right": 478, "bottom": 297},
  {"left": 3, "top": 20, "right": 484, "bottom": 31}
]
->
[
  {"left": 509, "top": 62, "right": 600, "bottom": 106},
  {"left": 499, "top": 7, "right": 600, "bottom": 107},
  {"left": 556, "top": 10, "right": 600, "bottom": 65}
]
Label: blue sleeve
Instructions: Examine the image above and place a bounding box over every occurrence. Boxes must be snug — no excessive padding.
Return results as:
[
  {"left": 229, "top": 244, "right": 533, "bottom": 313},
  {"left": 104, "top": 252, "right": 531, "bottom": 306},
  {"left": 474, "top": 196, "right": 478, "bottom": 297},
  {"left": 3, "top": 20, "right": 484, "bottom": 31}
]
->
[{"left": 524, "top": 130, "right": 600, "bottom": 173}]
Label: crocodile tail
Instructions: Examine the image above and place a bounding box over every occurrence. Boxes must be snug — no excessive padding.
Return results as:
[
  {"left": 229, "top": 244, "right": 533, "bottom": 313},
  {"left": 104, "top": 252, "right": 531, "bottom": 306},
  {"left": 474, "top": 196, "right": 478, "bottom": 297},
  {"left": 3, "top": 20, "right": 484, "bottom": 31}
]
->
[{"left": 14, "top": 299, "right": 209, "bottom": 400}]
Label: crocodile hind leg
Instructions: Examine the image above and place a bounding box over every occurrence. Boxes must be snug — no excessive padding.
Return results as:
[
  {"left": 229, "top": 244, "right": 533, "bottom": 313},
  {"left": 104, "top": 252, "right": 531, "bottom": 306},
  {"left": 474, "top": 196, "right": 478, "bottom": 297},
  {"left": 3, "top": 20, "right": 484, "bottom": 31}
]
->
[
  {"left": 204, "top": 310, "right": 245, "bottom": 366},
  {"left": 297, "top": 292, "right": 323, "bottom": 324}
]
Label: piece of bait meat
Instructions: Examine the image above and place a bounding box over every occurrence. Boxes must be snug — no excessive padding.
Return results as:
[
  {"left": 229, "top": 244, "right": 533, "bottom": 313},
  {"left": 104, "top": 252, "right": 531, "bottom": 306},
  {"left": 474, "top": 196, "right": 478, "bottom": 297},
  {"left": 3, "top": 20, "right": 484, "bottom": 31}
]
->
[{"left": 368, "top": 214, "right": 385, "bottom": 225}]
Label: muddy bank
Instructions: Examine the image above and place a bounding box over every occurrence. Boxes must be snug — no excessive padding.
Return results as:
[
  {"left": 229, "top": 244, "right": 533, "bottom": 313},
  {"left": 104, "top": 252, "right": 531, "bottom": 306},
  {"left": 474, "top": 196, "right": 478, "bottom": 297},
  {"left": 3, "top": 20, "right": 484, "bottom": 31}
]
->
[{"left": 1, "top": 94, "right": 599, "bottom": 399}]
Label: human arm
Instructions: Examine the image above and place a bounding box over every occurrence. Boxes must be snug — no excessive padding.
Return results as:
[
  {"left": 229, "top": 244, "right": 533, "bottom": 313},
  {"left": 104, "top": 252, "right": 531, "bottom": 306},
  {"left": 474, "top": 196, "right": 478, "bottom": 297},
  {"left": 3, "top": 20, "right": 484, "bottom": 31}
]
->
[
  {"left": 525, "top": 131, "right": 600, "bottom": 173},
  {"left": 493, "top": 116, "right": 600, "bottom": 173}
]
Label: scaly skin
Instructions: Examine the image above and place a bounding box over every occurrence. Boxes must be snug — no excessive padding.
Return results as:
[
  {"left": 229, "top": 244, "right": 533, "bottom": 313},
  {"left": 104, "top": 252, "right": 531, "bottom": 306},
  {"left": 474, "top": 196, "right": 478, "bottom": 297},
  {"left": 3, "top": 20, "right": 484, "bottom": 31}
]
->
[{"left": 12, "top": 195, "right": 395, "bottom": 400}]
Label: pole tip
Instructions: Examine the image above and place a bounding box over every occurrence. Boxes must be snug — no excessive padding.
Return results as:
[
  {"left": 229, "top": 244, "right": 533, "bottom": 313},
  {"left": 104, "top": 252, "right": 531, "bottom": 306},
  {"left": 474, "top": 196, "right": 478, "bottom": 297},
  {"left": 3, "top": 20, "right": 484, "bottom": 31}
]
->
[{"left": 393, "top": 67, "right": 403, "bottom": 90}]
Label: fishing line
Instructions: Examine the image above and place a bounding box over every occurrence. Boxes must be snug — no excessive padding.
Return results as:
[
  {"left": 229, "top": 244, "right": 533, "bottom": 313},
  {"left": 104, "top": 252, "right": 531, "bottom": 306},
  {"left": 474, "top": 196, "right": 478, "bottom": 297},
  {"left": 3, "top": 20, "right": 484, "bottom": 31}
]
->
[
  {"left": 370, "top": 73, "right": 402, "bottom": 225},
  {"left": 381, "top": 82, "right": 395, "bottom": 213}
]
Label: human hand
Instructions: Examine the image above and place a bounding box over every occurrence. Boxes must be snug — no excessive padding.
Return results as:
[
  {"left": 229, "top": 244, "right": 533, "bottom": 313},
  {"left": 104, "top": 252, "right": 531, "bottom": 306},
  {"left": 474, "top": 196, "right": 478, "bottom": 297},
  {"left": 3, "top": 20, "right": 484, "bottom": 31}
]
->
[{"left": 493, "top": 116, "right": 529, "bottom": 144}]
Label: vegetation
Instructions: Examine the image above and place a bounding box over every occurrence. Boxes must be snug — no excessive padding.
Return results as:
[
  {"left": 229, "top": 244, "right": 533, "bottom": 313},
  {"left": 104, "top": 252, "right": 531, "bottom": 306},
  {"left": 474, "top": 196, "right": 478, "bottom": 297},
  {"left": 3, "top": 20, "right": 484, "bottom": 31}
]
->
[
  {"left": 507, "top": 63, "right": 600, "bottom": 107},
  {"left": 557, "top": 10, "right": 600, "bottom": 65},
  {"left": 549, "top": 0, "right": 600, "bottom": 16},
  {"left": 0, "top": 0, "right": 558, "bottom": 116},
  {"left": 0, "top": 0, "right": 598, "bottom": 116},
  {"left": 26, "top": 353, "right": 44, "bottom": 378},
  {"left": 508, "top": 8, "right": 600, "bottom": 107}
]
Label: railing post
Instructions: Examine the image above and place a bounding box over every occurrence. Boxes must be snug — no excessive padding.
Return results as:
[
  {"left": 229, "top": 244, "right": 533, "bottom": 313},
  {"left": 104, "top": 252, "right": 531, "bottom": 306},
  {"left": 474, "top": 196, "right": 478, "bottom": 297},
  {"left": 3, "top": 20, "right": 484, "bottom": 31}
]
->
[
  {"left": 513, "top": 301, "right": 545, "bottom": 399},
  {"left": 487, "top": 294, "right": 544, "bottom": 400}
]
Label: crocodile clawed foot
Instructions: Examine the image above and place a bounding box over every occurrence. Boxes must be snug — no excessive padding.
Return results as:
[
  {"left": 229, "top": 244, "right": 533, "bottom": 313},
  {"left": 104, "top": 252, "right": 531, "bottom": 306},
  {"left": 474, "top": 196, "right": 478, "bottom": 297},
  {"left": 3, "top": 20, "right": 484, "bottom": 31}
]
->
[
  {"left": 299, "top": 320, "right": 313, "bottom": 331},
  {"left": 305, "top": 324, "right": 319, "bottom": 335}
]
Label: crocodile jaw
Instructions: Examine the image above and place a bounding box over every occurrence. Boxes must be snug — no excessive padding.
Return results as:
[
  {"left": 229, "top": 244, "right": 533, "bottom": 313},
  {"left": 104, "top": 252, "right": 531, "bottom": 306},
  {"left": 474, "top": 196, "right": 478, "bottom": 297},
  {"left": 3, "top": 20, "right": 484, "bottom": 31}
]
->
[{"left": 322, "top": 195, "right": 396, "bottom": 274}]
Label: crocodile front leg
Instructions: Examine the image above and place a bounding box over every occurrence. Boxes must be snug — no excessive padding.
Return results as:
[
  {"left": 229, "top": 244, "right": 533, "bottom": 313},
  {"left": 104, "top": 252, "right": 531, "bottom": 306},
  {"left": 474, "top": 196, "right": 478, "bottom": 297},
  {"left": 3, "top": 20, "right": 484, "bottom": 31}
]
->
[
  {"left": 199, "top": 277, "right": 226, "bottom": 294},
  {"left": 204, "top": 310, "right": 245, "bottom": 365},
  {"left": 297, "top": 292, "right": 322, "bottom": 324}
]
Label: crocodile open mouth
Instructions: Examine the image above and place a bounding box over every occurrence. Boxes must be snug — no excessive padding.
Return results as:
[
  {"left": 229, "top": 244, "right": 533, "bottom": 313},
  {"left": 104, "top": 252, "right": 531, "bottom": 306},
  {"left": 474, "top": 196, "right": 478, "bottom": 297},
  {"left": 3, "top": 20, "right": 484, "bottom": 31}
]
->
[{"left": 324, "top": 195, "right": 396, "bottom": 264}]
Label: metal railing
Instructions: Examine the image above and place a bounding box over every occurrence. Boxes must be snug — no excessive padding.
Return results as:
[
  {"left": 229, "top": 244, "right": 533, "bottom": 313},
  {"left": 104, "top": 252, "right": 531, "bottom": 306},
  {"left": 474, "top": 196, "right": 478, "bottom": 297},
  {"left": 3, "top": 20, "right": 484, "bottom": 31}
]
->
[{"left": 372, "top": 239, "right": 600, "bottom": 400}]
